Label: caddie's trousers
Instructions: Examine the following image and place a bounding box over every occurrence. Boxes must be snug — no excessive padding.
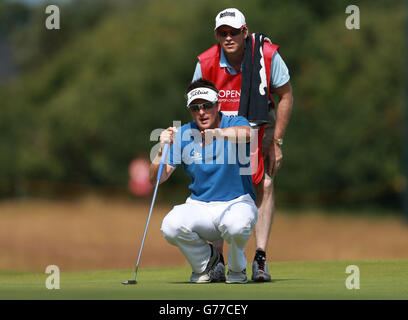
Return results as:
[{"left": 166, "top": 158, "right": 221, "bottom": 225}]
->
[{"left": 161, "top": 194, "right": 258, "bottom": 273}]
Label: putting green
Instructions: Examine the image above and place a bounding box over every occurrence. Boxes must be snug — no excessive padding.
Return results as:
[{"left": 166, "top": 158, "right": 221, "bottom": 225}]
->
[{"left": 1, "top": 259, "right": 407, "bottom": 300}]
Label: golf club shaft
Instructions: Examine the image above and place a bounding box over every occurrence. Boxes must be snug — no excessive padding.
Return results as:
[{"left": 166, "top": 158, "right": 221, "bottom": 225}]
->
[{"left": 132, "top": 143, "right": 169, "bottom": 280}]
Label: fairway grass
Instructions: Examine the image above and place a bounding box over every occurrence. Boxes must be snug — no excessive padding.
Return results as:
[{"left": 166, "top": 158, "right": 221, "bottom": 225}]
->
[{"left": 0, "top": 259, "right": 407, "bottom": 300}]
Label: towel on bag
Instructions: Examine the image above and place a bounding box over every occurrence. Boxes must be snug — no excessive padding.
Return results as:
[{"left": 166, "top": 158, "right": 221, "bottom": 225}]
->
[{"left": 238, "top": 33, "right": 271, "bottom": 125}]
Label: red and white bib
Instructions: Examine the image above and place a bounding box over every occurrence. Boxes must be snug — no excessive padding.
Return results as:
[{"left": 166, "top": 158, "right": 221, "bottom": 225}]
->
[{"left": 198, "top": 37, "right": 279, "bottom": 184}]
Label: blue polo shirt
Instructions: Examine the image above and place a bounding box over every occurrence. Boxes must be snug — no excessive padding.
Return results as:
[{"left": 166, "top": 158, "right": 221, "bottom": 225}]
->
[{"left": 168, "top": 114, "right": 255, "bottom": 202}]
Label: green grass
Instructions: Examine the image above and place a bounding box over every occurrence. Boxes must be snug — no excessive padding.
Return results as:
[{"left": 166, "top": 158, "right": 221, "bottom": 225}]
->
[{"left": 1, "top": 259, "right": 407, "bottom": 300}]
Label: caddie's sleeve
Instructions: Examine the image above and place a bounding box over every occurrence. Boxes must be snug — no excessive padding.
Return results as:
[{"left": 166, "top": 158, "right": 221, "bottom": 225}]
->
[
  {"left": 270, "top": 51, "right": 290, "bottom": 88},
  {"left": 192, "top": 62, "right": 202, "bottom": 82}
]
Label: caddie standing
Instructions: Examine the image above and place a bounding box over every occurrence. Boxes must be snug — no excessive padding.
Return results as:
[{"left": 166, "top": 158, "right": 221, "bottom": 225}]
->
[{"left": 192, "top": 8, "right": 294, "bottom": 282}]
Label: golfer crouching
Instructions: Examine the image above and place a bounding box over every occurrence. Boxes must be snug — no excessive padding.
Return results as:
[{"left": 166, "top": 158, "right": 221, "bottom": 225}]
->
[{"left": 150, "top": 78, "right": 258, "bottom": 284}]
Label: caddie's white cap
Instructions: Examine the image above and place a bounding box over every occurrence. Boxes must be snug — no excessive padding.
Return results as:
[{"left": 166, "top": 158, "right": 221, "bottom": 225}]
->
[
  {"left": 186, "top": 87, "right": 218, "bottom": 106},
  {"left": 214, "top": 8, "right": 246, "bottom": 31}
]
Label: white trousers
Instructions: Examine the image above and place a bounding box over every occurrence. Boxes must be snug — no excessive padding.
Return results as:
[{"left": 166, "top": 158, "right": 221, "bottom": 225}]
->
[{"left": 161, "top": 194, "right": 258, "bottom": 273}]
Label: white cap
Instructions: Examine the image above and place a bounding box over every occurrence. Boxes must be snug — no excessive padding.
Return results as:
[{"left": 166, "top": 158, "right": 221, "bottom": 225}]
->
[
  {"left": 186, "top": 87, "right": 218, "bottom": 106},
  {"left": 214, "top": 8, "right": 246, "bottom": 31}
]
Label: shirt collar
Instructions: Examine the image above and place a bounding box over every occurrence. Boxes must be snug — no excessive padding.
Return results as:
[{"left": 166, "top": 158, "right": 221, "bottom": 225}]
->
[
  {"left": 219, "top": 48, "right": 240, "bottom": 75},
  {"left": 219, "top": 48, "right": 229, "bottom": 68}
]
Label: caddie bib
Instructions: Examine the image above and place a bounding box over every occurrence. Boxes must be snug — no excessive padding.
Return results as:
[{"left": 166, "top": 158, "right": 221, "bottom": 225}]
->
[{"left": 198, "top": 37, "right": 279, "bottom": 184}]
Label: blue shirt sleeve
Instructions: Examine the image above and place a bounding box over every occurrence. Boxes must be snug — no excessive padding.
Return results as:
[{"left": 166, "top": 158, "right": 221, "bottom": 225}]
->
[
  {"left": 168, "top": 127, "right": 184, "bottom": 168},
  {"left": 270, "top": 51, "right": 290, "bottom": 88},
  {"left": 224, "top": 115, "right": 250, "bottom": 128},
  {"left": 192, "top": 62, "right": 202, "bottom": 81},
  {"left": 194, "top": 52, "right": 289, "bottom": 89}
]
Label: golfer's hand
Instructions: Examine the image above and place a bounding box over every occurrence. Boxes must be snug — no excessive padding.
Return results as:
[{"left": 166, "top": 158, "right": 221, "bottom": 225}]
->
[
  {"left": 160, "top": 127, "right": 177, "bottom": 147},
  {"left": 265, "top": 142, "right": 283, "bottom": 177},
  {"left": 200, "top": 128, "right": 222, "bottom": 147}
]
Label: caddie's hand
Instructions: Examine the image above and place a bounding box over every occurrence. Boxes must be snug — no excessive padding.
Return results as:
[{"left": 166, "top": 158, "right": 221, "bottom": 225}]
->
[
  {"left": 272, "top": 142, "right": 283, "bottom": 177},
  {"left": 200, "top": 128, "right": 222, "bottom": 147},
  {"left": 265, "top": 142, "right": 283, "bottom": 177},
  {"left": 160, "top": 127, "right": 177, "bottom": 147}
]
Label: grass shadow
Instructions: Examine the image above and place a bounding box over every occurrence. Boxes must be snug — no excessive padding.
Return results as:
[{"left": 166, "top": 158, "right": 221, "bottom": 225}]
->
[{"left": 168, "top": 279, "right": 303, "bottom": 285}]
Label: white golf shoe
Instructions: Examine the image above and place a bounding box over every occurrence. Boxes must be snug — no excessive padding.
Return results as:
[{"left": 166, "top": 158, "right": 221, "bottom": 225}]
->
[
  {"left": 190, "top": 244, "right": 220, "bottom": 283},
  {"left": 226, "top": 269, "right": 248, "bottom": 284}
]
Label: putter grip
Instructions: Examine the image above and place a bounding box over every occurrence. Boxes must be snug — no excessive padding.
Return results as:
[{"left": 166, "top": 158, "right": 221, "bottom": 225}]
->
[{"left": 157, "top": 143, "right": 169, "bottom": 181}]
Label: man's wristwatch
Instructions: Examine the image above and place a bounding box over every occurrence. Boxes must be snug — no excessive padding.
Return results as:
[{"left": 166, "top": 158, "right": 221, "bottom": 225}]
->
[{"left": 273, "top": 138, "right": 283, "bottom": 147}]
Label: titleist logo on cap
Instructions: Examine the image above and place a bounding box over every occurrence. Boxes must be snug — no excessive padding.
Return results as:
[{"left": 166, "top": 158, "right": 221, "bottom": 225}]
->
[
  {"left": 190, "top": 90, "right": 208, "bottom": 97},
  {"left": 186, "top": 87, "right": 218, "bottom": 106},
  {"left": 220, "top": 11, "right": 235, "bottom": 18}
]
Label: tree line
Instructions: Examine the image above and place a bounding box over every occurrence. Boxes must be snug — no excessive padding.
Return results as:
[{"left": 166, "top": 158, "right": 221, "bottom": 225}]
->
[{"left": 0, "top": 0, "right": 404, "bottom": 210}]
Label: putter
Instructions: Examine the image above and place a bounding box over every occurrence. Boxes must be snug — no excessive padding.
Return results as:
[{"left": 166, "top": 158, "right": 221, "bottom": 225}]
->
[{"left": 122, "top": 143, "right": 170, "bottom": 285}]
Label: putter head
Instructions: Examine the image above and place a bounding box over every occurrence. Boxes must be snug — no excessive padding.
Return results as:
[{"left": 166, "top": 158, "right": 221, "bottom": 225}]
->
[{"left": 122, "top": 280, "right": 137, "bottom": 285}]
